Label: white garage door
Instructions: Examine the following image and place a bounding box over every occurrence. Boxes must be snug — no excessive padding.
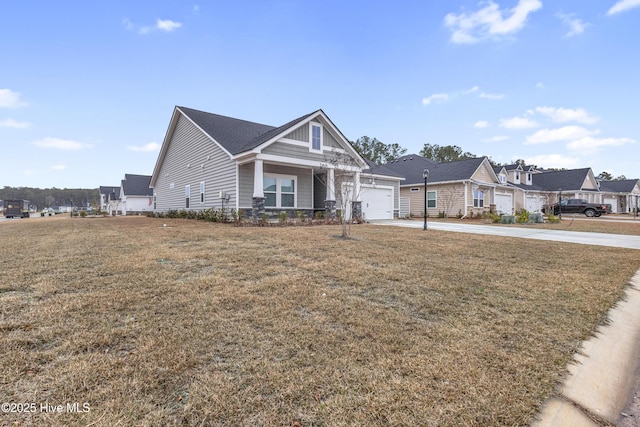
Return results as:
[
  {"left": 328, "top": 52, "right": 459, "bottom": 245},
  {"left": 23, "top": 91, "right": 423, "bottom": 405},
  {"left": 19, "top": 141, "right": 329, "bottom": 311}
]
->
[
  {"left": 604, "top": 197, "right": 617, "bottom": 213},
  {"left": 494, "top": 193, "right": 513, "bottom": 215},
  {"left": 361, "top": 187, "right": 393, "bottom": 220},
  {"left": 525, "top": 196, "right": 541, "bottom": 212}
]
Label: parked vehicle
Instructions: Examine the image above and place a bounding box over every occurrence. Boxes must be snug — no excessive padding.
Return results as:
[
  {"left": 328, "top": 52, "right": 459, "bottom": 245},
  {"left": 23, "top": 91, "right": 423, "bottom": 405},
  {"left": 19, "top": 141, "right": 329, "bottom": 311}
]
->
[
  {"left": 543, "top": 199, "right": 607, "bottom": 217},
  {"left": 3, "top": 199, "right": 30, "bottom": 218},
  {"left": 41, "top": 208, "right": 55, "bottom": 216}
]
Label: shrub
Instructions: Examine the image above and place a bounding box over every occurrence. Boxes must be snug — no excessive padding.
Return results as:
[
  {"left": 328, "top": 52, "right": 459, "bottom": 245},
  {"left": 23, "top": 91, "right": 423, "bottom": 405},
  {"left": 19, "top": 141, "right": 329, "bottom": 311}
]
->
[
  {"left": 546, "top": 213, "right": 561, "bottom": 223},
  {"left": 516, "top": 209, "right": 530, "bottom": 224},
  {"left": 278, "top": 211, "right": 289, "bottom": 224},
  {"left": 487, "top": 212, "right": 501, "bottom": 223}
]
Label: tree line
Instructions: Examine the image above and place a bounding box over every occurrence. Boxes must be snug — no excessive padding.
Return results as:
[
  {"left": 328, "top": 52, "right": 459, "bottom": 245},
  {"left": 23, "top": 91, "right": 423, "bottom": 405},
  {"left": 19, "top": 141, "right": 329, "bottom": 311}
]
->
[
  {"left": 350, "top": 137, "right": 627, "bottom": 180},
  {"left": 0, "top": 187, "right": 100, "bottom": 210}
]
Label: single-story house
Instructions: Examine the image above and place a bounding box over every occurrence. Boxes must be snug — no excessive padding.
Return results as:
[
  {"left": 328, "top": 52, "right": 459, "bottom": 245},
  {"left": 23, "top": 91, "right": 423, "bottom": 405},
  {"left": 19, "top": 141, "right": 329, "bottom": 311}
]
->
[
  {"left": 99, "top": 186, "right": 121, "bottom": 214},
  {"left": 598, "top": 179, "right": 640, "bottom": 213},
  {"left": 120, "top": 174, "right": 153, "bottom": 215},
  {"left": 380, "top": 154, "right": 516, "bottom": 217},
  {"left": 150, "top": 106, "right": 402, "bottom": 220}
]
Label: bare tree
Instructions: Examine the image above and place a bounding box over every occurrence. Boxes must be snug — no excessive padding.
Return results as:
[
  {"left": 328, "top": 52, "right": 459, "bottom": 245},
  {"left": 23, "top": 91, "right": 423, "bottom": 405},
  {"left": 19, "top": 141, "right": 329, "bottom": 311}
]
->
[{"left": 319, "top": 152, "right": 364, "bottom": 238}]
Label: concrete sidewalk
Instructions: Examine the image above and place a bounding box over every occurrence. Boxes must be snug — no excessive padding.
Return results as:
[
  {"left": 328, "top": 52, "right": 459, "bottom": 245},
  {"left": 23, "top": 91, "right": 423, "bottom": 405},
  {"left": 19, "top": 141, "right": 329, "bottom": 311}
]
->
[
  {"left": 369, "top": 219, "right": 640, "bottom": 425},
  {"left": 369, "top": 220, "right": 640, "bottom": 250}
]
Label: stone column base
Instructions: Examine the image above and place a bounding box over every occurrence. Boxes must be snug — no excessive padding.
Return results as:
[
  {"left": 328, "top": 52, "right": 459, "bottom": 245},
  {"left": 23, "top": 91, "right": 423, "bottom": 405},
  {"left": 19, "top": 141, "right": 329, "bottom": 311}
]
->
[
  {"left": 325, "top": 200, "right": 336, "bottom": 220},
  {"left": 252, "top": 197, "right": 265, "bottom": 220}
]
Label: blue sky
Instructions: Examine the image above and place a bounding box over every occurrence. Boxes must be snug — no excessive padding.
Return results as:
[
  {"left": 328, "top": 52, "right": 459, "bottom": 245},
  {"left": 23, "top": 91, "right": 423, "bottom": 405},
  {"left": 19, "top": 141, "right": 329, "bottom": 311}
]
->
[{"left": 1, "top": 0, "right": 639, "bottom": 188}]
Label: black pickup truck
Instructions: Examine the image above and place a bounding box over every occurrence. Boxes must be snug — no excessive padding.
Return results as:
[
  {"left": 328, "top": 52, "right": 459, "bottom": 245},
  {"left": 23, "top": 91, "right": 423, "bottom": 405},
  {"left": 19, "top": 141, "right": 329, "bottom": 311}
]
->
[{"left": 544, "top": 199, "right": 607, "bottom": 217}]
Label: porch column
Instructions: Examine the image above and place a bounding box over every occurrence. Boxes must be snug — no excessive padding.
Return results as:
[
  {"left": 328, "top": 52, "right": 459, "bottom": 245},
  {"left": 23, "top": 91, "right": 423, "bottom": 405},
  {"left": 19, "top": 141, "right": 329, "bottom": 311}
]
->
[
  {"left": 325, "top": 167, "right": 336, "bottom": 219},
  {"left": 252, "top": 159, "right": 265, "bottom": 220},
  {"left": 352, "top": 171, "right": 362, "bottom": 221}
]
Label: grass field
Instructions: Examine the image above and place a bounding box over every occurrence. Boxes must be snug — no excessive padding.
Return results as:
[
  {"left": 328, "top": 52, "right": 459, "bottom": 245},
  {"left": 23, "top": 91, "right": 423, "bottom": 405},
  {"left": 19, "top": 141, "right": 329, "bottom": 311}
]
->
[{"left": 1, "top": 216, "right": 639, "bottom": 426}]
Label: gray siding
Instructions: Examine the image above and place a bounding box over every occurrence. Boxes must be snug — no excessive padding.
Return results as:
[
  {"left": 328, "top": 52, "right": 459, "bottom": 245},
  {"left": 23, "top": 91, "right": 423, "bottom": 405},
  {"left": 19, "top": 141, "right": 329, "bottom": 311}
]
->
[
  {"left": 282, "top": 121, "right": 342, "bottom": 149},
  {"left": 263, "top": 141, "right": 331, "bottom": 163},
  {"left": 238, "top": 163, "right": 313, "bottom": 209},
  {"left": 154, "top": 114, "right": 236, "bottom": 211}
]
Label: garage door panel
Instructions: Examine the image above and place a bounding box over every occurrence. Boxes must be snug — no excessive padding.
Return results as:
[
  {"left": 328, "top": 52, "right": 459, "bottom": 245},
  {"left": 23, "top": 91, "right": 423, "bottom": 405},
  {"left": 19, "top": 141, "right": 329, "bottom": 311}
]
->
[
  {"left": 495, "top": 194, "right": 512, "bottom": 215},
  {"left": 361, "top": 187, "right": 393, "bottom": 220}
]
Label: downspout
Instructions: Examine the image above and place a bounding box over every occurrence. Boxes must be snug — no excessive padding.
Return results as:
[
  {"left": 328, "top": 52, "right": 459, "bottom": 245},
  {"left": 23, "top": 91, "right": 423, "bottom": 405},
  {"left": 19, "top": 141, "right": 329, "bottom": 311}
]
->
[{"left": 461, "top": 180, "right": 469, "bottom": 219}]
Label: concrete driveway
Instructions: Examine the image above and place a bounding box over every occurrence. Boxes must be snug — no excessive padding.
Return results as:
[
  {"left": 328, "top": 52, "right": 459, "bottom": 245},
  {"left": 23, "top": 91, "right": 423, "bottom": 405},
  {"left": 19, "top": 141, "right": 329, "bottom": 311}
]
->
[{"left": 369, "top": 220, "right": 640, "bottom": 250}]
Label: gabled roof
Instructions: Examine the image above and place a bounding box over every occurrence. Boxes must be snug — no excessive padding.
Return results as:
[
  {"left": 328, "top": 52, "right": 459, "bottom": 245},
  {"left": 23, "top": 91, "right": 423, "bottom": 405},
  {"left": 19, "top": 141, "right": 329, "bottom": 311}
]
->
[
  {"left": 380, "top": 154, "right": 489, "bottom": 185},
  {"left": 178, "top": 106, "right": 317, "bottom": 155},
  {"left": 598, "top": 179, "right": 640, "bottom": 193},
  {"left": 362, "top": 159, "right": 405, "bottom": 179},
  {"left": 99, "top": 186, "right": 121, "bottom": 199},
  {"left": 121, "top": 174, "right": 153, "bottom": 197},
  {"left": 533, "top": 168, "right": 595, "bottom": 192}
]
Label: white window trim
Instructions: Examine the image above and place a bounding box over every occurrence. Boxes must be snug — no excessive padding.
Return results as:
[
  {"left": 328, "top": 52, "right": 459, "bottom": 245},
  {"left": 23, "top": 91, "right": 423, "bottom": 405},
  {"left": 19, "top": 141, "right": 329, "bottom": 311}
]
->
[
  {"left": 264, "top": 173, "right": 297, "bottom": 208},
  {"left": 427, "top": 190, "right": 437, "bottom": 209},
  {"left": 200, "top": 181, "right": 205, "bottom": 204},
  {"left": 309, "top": 122, "right": 323, "bottom": 153},
  {"left": 473, "top": 189, "right": 485, "bottom": 208},
  {"left": 185, "top": 185, "right": 191, "bottom": 209}
]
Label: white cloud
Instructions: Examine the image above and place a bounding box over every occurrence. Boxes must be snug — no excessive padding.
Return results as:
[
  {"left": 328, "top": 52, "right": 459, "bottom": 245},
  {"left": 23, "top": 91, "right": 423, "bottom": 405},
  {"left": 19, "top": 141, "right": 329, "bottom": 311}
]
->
[
  {"left": 0, "top": 118, "right": 30, "bottom": 128},
  {"left": 444, "top": 0, "right": 542, "bottom": 44},
  {"left": 483, "top": 135, "right": 509, "bottom": 142},
  {"left": 474, "top": 120, "right": 489, "bottom": 128},
  {"left": 50, "top": 164, "right": 66, "bottom": 170},
  {"left": 525, "top": 154, "right": 582, "bottom": 169},
  {"left": 0, "top": 89, "right": 27, "bottom": 108},
  {"left": 607, "top": 0, "right": 640, "bottom": 15},
  {"left": 536, "top": 82, "right": 544, "bottom": 89},
  {"left": 557, "top": 13, "right": 590, "bottom": 37},
  {"left": 567, "top": 136, "right": 635, "bottom": 154},
  {"left": 32, "top": 137, "right": 92, "bottom": 150},
  {"left": 193, "top": 4, "right": 200, "bottom": 12},
  {"left": 157, "top": 19, "right": 182, "bottom": 32},
  {"left": 422, "top": 93, "right": 449, "bottom": 106},
  {"left": 124, "top": 18, "right": 182, "bottom": 34},
  {"left": 525, "top": 126, "right": 599, "bottom": 144},
  {"left": 479, "top": 92, "right": 504, "bottom": 100},
  {"left": 465, "top": 86, "right": 480, "bottom": 94},
  {"left": 127, "top": 142, "right": 161, "bottom": 152},
  {"left": 535, "top": 106, "right": 599, "bottom": 124},
  {"left": 499, "top": 116, "right": 538, "bottom": 129}
]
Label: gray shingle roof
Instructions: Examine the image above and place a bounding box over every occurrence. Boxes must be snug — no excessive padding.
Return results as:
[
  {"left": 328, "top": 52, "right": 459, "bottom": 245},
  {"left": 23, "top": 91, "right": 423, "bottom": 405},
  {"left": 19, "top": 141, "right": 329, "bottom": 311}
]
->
[
  {"left": 380, "top": 154, "right": 486, "bottom": 185},
  {"left": 178, "top": 106, "right": 318, "bottom": 155},
  {"left": 122, "top": 174, "right": 153, "bottom": 196},
  {"left": 533, "top": 168, "right": 594, "bottom": 192},
  {"left": 99, "top": 186, "right": 121, "bottom": 198},
  {"left": 599, "top": 179, "right": 639, "bottom": 193}
]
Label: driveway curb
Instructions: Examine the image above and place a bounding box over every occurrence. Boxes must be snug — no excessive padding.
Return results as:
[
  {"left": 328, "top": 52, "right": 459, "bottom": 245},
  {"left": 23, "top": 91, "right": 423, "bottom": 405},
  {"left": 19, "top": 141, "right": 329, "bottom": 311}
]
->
[{"left": 532, "top": 271, "right": 640, "bottom": 426}]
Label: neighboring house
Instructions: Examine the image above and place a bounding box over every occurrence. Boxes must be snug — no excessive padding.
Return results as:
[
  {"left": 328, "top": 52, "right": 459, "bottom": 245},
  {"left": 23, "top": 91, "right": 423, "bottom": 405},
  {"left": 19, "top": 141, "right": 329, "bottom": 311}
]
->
[
  {"left": 380, "top": 154, "right": 515, "bottom": 217},
  {"left": 493, "top": 166, "right": 602, "bottom": 213},
  {"left": 494, "top": 164, "right": 546, "bottom": 213},
  {"left": 99, "top": 186, "right": 121, "bottom": 214},
  {"left": 598, "top": 179, "right": 640, "bottom": 213},
  {"left": 120, "top": 174, "right": 153, "bottom": 216},
  {"left": 150, "top": 107, "right": 402, "bottom": 220}
]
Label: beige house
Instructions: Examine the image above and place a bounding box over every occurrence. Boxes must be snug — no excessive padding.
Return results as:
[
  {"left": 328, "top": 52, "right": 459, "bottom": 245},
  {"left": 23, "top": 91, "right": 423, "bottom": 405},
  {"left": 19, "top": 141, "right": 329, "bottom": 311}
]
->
[{"left": 381, "top": 155, "right": 515, "bottom": 217}]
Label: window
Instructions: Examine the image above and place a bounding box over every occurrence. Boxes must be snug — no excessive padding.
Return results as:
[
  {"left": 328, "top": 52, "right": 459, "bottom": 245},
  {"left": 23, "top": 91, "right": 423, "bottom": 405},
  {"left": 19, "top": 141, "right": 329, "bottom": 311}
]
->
[
  {"left": 427, "top": 191, "right": 436, "bottom": 208},
  {"left": 473, "top": 189, "right": 484, "bottom": 208},
  {"left": 264, "top": 174, "right": 296, "bottom": 208},
  {"left": 499, "top": 174, "right": 506, "bottom": 184},
  {"left": 200, "top": 181, "right": 205, "bottom": 204},
  {"left": 310, "top": 123, "right": 322, "bottom": 152},
  {"left": 410, "top": 187, "right": 420, "bottom": 192},
  {"left": 185, "top": 185, "right": 190, "bottom": 209},
  {"left": 526, "top": 173, "right": 532, "bottom": 184},
  {"left": 153, "top": 193, "right": 157, "bottom": 210},
  {"left": 515, "top": 172, "right": 520, "bottom": 180}
]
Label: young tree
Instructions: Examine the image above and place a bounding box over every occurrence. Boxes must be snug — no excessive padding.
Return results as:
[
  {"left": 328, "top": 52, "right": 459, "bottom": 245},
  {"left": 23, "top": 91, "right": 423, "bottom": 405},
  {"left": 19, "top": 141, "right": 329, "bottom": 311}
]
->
[
  {"left": 320, "top": 152, "right": 364, "bottom": 238},
  {"left": 351, "top": 136, "right": 407, "bottom": 164}
]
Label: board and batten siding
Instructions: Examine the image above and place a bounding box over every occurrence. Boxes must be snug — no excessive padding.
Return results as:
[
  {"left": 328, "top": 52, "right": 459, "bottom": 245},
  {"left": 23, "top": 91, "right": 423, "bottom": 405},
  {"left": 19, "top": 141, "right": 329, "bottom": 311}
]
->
[
  {"left": 283, "top": 121, "right": 342, "bottom": 149},
  {"left": 238, "top": 163, "right": 313, "bottom": 209},
  {"left": 154, "top": 114, "right": 236, "bottom": 211}
]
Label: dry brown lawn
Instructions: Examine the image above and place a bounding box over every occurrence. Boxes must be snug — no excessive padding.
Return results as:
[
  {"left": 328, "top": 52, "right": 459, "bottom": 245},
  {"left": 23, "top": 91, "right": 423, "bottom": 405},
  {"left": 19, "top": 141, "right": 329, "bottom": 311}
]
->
[{"left": 1, "top": 216, "right": 639, "bottom": 426}]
